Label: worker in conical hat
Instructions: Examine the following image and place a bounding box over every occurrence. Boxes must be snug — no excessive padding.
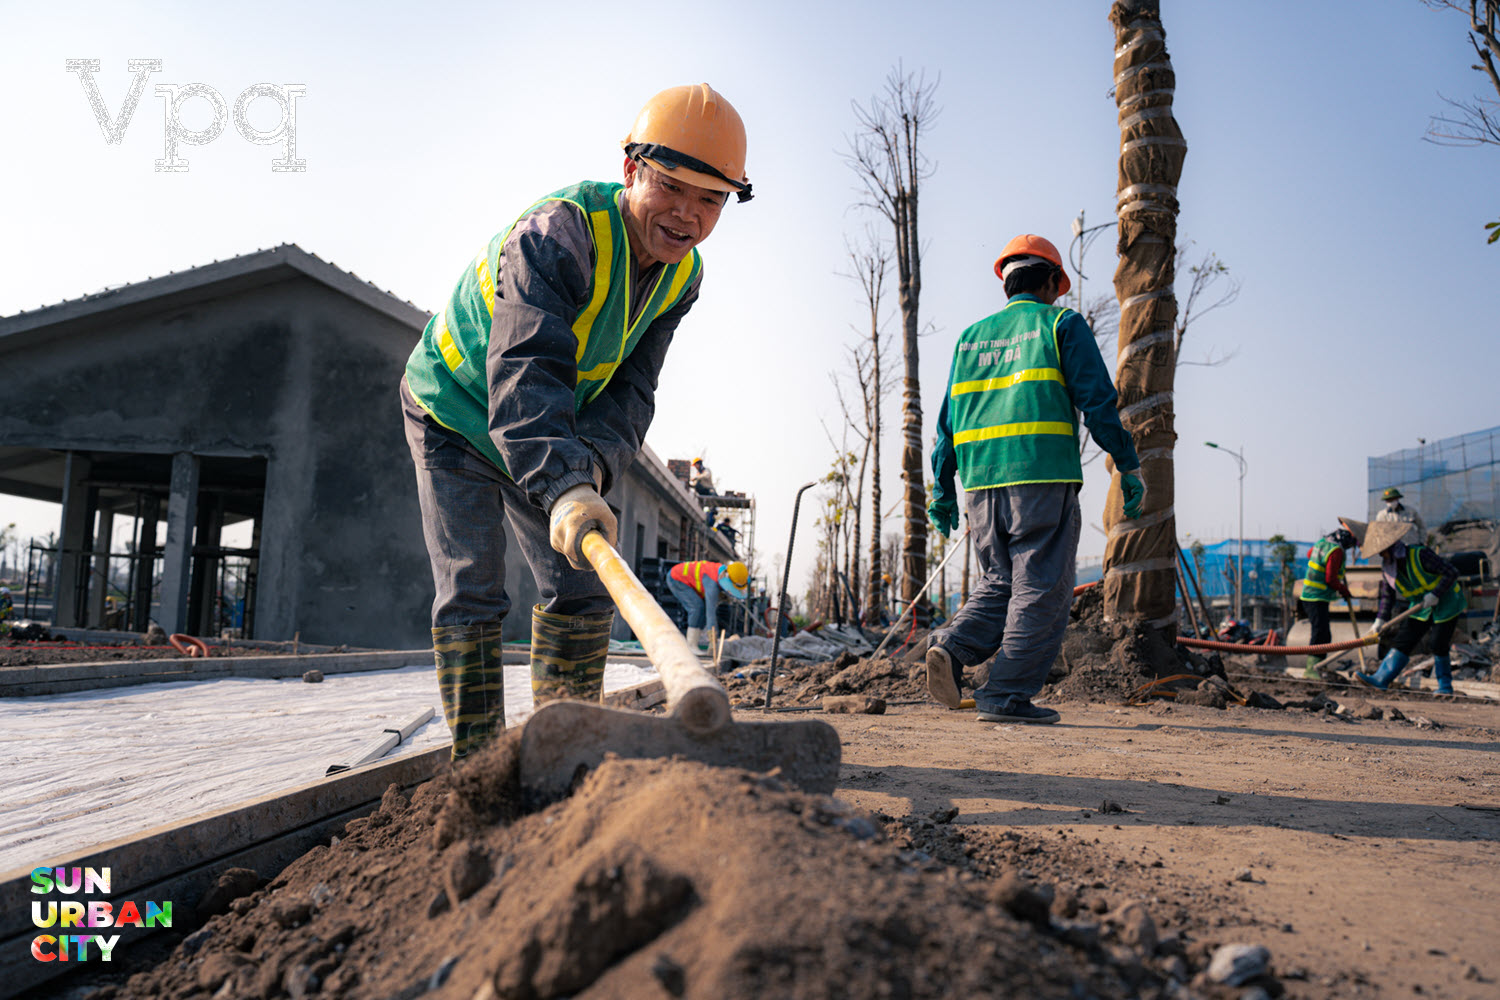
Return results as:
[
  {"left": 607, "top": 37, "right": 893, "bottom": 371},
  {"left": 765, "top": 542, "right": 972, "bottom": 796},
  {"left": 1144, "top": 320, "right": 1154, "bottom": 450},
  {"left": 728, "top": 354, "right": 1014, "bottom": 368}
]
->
[
  {"left": 1352, "top": 518, "right": 1463, "bottom": 694},
  {"left": 1298, "top": 527, "right": 1357, "bottom": 679},
  {"left": 400, "top": 85, "right": 753, "bottom": 759}
]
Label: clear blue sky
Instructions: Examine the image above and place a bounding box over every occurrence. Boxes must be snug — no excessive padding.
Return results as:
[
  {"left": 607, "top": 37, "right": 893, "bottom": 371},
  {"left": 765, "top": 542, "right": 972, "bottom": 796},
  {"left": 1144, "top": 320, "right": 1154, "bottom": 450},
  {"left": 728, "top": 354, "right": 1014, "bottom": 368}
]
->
[{"left": 1, "top": 0, "right": 1495, "bottom": 598}]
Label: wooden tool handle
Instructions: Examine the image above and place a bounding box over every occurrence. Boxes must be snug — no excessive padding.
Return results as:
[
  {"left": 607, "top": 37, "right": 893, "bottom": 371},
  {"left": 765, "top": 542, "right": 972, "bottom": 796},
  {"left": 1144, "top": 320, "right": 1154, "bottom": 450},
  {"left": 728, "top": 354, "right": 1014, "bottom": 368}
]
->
[
  {"left": 581, "top": 530, "right": 731, "bottom": 735},
  {"left": 1363, "top": 601, "right": 1423, "bottom": 645}
]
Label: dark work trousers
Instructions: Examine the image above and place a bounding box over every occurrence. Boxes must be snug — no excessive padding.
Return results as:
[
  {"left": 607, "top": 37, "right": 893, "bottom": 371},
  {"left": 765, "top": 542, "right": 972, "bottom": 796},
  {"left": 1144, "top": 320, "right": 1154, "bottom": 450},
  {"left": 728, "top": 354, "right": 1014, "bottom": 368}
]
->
[
  {"left": 1302, "top": 599, "right": 1332, "bottom": 647},
  {"left": 1391, "top": 613, "right": 1458, "bottom": 657},
  {"left": 400, "top": 378, "right": 612, "bottom": 628},
  {"left": 934, "top": 483, "right": 1081, "bottom": 712}
]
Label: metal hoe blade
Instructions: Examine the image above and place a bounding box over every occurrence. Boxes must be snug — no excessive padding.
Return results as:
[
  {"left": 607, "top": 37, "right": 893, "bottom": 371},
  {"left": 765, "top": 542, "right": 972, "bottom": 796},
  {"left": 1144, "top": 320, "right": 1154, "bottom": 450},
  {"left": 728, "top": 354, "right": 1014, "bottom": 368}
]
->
[{"left": 519, "top": 701, "right": 842, "bottom": 803}]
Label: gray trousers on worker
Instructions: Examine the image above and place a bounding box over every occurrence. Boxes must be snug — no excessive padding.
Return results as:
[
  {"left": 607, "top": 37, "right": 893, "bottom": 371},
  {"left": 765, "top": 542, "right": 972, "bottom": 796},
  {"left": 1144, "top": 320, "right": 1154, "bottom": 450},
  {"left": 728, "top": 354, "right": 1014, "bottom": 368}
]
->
[
  {"left": 400, "top": 379, "right": 612, "bottom": 628},
  {"left": 934, "top": 483, "right": 1080, "bottom": 712}
]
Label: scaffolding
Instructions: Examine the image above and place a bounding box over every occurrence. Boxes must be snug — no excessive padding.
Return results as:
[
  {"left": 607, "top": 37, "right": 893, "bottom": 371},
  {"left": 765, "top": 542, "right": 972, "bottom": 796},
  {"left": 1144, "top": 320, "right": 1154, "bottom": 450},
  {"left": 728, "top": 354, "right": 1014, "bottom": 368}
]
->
[{"left": 1369, "top": 426, "right": 1500, "bottom": 530}]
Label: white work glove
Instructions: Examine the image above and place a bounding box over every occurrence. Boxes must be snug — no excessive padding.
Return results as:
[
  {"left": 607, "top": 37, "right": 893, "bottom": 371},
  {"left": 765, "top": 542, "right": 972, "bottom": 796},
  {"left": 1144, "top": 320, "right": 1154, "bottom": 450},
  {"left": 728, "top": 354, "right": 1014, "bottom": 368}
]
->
[
  {"left": 1367, "top": 618, "right": 1386, "bottom": 636},
  {"left": 548, "top": 484, "right": 617, "bottom": 570},
  {"left": 1421, "top": 592, "right": 1439, "bottom": 609}
]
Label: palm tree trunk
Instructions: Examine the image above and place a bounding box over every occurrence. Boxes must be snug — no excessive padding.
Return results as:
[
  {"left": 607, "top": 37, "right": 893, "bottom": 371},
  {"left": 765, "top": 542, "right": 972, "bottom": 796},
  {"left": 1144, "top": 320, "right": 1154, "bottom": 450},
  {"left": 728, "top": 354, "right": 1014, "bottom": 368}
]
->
[{"left": 1103, "top": 0, "right": 1187, "bottom": 626}]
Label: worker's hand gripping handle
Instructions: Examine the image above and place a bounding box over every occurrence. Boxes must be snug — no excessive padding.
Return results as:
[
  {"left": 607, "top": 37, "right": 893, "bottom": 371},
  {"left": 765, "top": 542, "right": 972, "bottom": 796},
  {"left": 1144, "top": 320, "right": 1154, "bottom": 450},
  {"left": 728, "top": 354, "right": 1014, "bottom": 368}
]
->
[{"left": 579, "top": 530, "right": 731, "bottom": 735}]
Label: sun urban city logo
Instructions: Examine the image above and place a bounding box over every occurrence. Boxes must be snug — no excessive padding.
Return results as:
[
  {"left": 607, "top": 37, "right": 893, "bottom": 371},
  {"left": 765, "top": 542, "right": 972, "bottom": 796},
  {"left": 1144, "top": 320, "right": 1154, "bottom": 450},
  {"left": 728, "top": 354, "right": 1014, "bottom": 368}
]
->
[
  {"left": 66, "top": 59, "right": 306, "bottom": 173},
  {"left": 30, "top": 866, "right": 173, "bottom": 963}
]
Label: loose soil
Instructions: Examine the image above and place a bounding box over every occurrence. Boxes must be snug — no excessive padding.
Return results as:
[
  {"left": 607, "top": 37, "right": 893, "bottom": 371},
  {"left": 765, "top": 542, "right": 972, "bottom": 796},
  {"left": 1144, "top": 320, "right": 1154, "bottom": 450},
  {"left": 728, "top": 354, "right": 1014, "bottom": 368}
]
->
[{"left": 35, "top": 594, "right": 1500, "bottom": 1000}]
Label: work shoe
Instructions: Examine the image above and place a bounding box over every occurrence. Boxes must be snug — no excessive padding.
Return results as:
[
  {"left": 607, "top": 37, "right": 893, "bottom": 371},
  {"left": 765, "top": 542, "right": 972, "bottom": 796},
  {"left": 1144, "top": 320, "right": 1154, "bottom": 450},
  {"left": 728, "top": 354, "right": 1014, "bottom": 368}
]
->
[
  {"left": 531, "top": 605, "right": 614, "bottom": 707},
  {"left": 926, "top": 644, "right": 962, "bottom": 709},
  {"left": 432, "top": 623, "right": 505, "bottom": 761},
  {"left": 976, "top": 699, "right": 1060, "bottom": 725}
]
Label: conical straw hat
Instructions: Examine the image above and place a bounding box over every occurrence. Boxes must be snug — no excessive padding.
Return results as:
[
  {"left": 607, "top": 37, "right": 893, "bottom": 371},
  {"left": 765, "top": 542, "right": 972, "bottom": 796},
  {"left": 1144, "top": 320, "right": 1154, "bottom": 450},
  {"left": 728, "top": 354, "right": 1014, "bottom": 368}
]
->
[
  {"left": 1338, "top": 517, "right": 1368, "bottom": 547},
  {"left": 1360, "top": 519, "right": 1412, "bottom": 559}
]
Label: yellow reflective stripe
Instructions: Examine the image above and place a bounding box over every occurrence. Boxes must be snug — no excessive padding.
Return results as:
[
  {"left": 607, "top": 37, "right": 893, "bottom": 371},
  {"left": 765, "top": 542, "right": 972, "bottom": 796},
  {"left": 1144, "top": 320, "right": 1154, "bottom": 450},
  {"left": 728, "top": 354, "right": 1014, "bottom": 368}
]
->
[
  {"left": 950, "top": 368, "right": 1065, "bottom": 396},
  {"left": 577, "top": 359, "right": 614, "bottom": 382},
  {"left": 436, "top": 314, "right": 463, "bottom": 372},
  {"left": 571, "top": 209, "right": 614, "bottom": 363},
  {"left": 953, "top": 421, "right": 1075, "bottom": 445},
  {"left": 475, "top": 253, "right": 496, "bottom": 317},
  {"left": 660, "top": 252, "right": 696, "bottom": 312}
]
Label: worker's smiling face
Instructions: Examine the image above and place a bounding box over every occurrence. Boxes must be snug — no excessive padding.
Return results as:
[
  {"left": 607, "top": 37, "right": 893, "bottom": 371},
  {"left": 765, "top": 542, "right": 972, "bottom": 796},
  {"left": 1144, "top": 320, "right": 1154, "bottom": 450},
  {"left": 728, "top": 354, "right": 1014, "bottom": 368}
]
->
[{"left": 620, "top": 157, "right": 727, "bottom": 267}]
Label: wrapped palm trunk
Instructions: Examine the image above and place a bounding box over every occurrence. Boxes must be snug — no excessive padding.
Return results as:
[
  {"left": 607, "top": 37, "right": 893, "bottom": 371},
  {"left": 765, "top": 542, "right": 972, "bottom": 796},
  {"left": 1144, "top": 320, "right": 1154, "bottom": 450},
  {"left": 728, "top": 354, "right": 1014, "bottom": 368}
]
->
[{"left": 1103, "top": 0, "right": 1187, "bottom": 626}]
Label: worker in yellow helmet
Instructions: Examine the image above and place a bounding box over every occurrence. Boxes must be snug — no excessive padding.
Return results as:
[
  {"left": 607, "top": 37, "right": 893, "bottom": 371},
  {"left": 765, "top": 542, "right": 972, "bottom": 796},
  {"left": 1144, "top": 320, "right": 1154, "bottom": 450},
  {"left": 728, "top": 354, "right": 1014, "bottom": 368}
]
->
[
  {"left": 400, "top": 85, "right": 752, "bottom": 759},
  {"left": 667, "top": 560, "right": 749, "bottom": 654}
]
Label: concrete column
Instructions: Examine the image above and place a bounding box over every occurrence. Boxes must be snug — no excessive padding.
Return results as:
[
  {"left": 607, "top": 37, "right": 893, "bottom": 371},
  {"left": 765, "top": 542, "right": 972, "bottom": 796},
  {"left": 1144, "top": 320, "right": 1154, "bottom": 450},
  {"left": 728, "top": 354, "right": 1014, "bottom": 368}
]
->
[
  {"left": 87, "top": 506, "right": 116, "bottom": 626},
  {"left": 158, "top": 452, "right": 200, "bottom": 635},
  {"left": 52, "top": 452, "right": 93, "bottom": 627},
  {"left": 188, "top": 494, "right": 224, "bottom": 636},
  {"left": 131, "top": 493, "right": 161, "bottom": 632}
]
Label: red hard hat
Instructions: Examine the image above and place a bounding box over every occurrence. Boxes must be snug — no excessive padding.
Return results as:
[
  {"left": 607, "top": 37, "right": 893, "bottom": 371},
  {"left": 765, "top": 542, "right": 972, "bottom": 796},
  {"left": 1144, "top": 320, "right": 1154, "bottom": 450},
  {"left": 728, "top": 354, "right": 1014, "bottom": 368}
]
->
[{"left": 994, "top": 234, "right": 1071, "bottom": 296}]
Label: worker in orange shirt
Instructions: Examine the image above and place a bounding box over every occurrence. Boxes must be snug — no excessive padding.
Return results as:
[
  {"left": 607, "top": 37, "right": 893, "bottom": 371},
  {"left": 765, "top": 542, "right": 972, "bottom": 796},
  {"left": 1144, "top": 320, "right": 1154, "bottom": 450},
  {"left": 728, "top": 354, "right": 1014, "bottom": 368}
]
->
[{"left": 667, "top": 559, "right": 748, "bottom": 652}]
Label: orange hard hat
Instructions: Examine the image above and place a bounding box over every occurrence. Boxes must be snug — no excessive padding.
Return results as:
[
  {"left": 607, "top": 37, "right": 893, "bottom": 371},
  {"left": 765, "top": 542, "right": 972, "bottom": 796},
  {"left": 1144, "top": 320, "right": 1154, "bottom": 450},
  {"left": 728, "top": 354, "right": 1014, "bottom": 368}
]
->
[
  {"left": 994, "top": 233, "right": 1070, "bottom": 296},
  {"left": 622, "top": 84, "right": 752, "bottom": 203}
]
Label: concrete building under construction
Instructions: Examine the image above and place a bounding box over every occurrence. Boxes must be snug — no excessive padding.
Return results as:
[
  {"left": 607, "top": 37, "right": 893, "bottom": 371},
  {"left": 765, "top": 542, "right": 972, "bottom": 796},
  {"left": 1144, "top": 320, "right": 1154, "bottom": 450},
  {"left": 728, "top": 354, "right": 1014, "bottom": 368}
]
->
[{"left": 0, "top": 245, "right": 731, "bottom": 648}]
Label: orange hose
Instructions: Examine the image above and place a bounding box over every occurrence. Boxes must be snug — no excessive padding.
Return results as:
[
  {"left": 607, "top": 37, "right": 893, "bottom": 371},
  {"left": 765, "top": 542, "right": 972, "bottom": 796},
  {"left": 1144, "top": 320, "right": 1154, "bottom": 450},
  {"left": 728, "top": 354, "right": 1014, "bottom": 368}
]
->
[
  {"left": 1178, "top": 634, "right": 1376, "bottom": 656},
  {"left": 168, "top": 634, "right": 210, "bottom": 658}
]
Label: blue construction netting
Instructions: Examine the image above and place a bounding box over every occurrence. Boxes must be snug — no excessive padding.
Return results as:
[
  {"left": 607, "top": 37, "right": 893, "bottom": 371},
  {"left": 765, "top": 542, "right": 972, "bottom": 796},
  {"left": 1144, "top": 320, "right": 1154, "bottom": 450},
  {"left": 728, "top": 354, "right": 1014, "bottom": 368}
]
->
[
  {"left": 1369, "top": 426, "right": 1500, "bottom": 529},
  {"left": 1180, "top": 538, "right": 1317, "bottom": 600}
]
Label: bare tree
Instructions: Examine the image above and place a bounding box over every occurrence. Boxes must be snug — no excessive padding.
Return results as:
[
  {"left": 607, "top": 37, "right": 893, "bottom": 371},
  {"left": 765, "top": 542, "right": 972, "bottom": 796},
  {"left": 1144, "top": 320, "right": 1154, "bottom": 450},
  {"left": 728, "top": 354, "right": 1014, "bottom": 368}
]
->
[
  {"left": 1422, "top": 0, "right": 1500, "bottom": 241},
  {"left": 847, "top": 65, "right": 939, "bottom": 624},
  {"left": 1103, "top": 0, "right": 1188, "bottom": 626},
  {"left": 842, "top": 232, "right": 895, "bottom": 624}
]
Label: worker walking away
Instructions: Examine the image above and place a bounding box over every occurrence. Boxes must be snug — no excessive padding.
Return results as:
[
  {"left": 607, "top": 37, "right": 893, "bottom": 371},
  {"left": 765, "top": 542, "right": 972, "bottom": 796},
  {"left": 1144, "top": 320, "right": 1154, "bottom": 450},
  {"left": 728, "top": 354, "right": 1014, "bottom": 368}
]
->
[
  {"left": 1351, "top": 518, "right": 1463, "bottom": 694},
  {"left": 667, "top": 559, "right": 748, "bottom": 655},
  {"left": 400, "top": 84, "right": 753, "bottom": 759},
  {"left": 926, "top": 234, "right": 1144, "bottom": 724},
  {"left": 1297, "top": 527, "right": 1356, "bottom": 679}
]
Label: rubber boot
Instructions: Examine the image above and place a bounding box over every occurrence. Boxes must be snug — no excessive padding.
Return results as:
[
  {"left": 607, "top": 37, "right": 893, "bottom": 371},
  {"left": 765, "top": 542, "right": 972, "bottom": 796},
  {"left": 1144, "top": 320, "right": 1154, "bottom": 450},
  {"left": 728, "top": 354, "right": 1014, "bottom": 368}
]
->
[
  {"left": 1356, "top": 648, "right": 1407, "bottom": 690},
  {"left": 530, "top": 605, "right": 613, "bottom": 707},
  {"left": 685, "top": 626, "right": 701, "bottom": 650},
  {"left": 432, "top": 623, "right": 505, "bottom": 761},
  {"left": 1432, "top": 654, "right": 1455, "bottom": 695},
  {"left": 1302, "top": 654, "right": 1325, "bottom": 680}
]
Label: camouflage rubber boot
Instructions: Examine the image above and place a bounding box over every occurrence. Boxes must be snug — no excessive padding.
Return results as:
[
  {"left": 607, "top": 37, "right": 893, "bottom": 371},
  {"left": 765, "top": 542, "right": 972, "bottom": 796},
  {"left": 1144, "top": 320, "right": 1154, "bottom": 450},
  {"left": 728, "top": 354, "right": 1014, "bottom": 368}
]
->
[
  {"left": 530, "top": 604, "right": 613, "bottom": 707},
  {"left": 432, "top": 623, "right": 505, "bottom": 761}
]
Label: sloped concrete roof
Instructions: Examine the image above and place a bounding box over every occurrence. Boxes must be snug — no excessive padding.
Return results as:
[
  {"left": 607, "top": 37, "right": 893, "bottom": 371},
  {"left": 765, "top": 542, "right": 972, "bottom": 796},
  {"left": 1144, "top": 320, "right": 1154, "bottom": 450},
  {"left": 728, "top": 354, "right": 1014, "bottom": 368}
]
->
[{"left": 0, "top": 243, "right": 431, "bottom": 344}]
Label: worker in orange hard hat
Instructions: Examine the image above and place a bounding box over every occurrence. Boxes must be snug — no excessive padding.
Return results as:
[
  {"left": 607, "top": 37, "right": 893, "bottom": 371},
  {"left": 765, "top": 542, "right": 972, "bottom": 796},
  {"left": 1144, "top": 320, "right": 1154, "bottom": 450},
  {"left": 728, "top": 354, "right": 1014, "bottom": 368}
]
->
[
  {"left": 400, "top": 84, "right": 753, "bottom": 759},
  {"left": 667, "top": 559, "right": 750, "bottom": 657},
  {"left": 924, "top": 233, "right": 1143, "bottom": 725}
]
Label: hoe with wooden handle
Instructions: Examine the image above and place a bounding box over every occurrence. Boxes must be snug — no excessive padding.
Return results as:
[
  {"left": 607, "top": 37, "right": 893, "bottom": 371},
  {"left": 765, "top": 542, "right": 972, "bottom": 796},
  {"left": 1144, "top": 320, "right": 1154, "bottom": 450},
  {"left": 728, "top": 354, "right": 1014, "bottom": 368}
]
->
[{"left": 519, "top": 530, "right": 841, "bottom": 803}]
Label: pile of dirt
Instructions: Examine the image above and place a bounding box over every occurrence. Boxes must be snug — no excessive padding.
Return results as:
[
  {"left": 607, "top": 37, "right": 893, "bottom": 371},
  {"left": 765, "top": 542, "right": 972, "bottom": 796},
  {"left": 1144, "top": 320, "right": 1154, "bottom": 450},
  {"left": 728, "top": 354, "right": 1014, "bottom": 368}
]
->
[
  {"left": 77, "top": 734, "right": 1277, "bottom": 1000},
  {"left": 720, "top": 648, "right": 928, "bottom": 707},
  {"left": 1042, "top": 585, "right": 1199, "bottom": 705}
]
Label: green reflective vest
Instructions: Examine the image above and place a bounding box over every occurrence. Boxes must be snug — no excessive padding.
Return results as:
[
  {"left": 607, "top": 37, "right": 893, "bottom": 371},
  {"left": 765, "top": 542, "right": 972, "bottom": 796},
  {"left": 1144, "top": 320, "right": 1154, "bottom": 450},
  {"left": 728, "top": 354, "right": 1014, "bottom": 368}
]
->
[
  {"left": 946, "top": 298, "right": 1082, "bottom": 489},
  {"left": 1391, "top": 545, "right": 1465, "bottom": 623},
  {"left": 403, "top": 181, "right": 702, "bottom": 473},
  {"left": 1301, "top": 537, "right": 1344, "bottom": 603}
]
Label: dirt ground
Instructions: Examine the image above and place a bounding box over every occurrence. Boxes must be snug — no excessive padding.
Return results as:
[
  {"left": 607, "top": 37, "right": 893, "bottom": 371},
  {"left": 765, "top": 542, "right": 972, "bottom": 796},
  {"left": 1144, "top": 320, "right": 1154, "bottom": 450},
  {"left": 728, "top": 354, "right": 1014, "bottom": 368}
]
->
[{"left": 30, "top": 593, "right": 1500, "bottom": 1000}]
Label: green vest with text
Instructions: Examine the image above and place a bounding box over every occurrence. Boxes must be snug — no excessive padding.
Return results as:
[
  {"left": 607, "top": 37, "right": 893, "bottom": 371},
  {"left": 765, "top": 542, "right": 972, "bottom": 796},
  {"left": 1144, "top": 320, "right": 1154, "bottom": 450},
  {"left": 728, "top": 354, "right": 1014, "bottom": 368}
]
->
[
  {"left": 403, "top": 180, "right": 702, "bottom": 473},
  {"left": 946, "top": 298, "right": 1081, "bottom": 489},
  {"left": 1300, "top": 537, "right": 1343, "bottom": 603}
]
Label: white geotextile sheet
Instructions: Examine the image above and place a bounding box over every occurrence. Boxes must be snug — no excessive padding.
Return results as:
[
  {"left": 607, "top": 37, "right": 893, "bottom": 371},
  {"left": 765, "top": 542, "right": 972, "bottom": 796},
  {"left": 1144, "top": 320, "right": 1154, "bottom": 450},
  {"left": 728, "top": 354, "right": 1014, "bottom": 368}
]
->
[{"left": 0, "top": 661, "right": 659, "bottom": 872}]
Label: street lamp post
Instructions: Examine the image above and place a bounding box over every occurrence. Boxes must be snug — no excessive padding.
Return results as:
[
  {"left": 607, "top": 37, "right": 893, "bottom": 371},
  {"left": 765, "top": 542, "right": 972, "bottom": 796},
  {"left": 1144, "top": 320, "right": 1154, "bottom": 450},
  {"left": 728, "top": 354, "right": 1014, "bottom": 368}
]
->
[
  {"left": 1069, "top": 210, "right": 1117, "bottom": 316},
  {"left": 1205, "top": 442, "right": 1247, "bottom": 620}
]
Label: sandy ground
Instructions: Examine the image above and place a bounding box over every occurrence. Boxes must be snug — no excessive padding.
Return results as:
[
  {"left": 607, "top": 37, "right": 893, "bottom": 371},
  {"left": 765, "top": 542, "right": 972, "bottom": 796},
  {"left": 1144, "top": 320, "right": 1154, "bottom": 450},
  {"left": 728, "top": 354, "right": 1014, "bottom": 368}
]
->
[{"left": 821, "top": 694, "right": 1499, "bottom": 999}]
